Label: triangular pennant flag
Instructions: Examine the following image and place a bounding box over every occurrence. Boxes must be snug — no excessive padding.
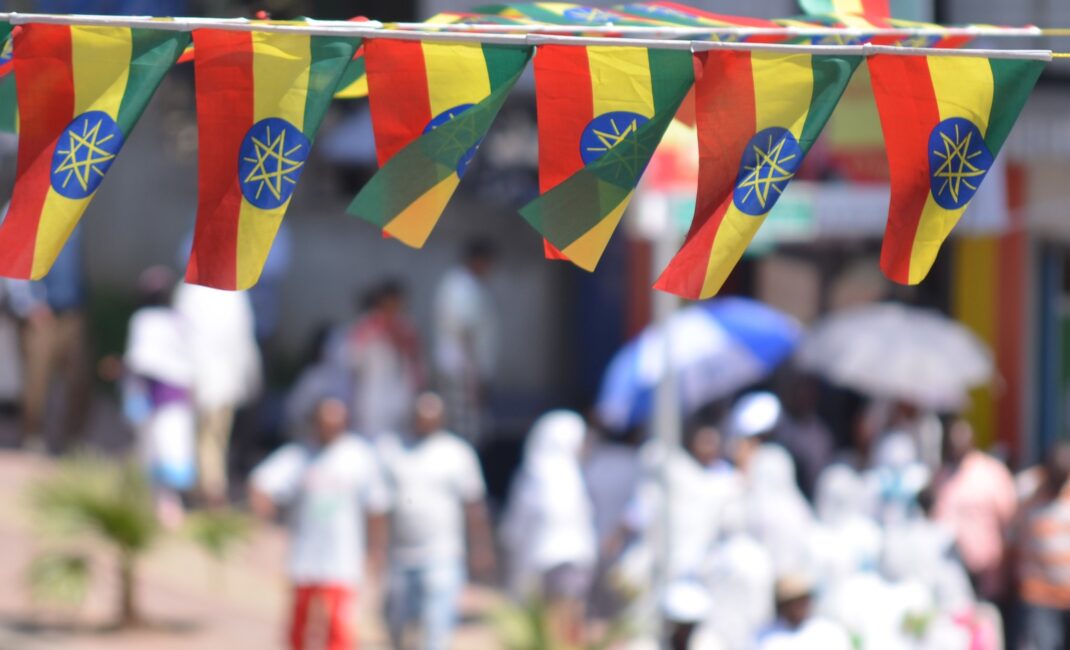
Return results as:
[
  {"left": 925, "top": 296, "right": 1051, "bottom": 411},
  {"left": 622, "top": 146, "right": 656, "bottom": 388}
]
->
[
  {"left": 869, "top": 51, "right": 1045, "bottom": 284},
  {"left": 347, "top": 39, "right": 531, "bottom": 247},
  {"left": 186, "top": 30, "right": 360, "bottom": 290},
  {"left": 521, "top": 44, "right": 693, "bottom": 270},
  {"left": 655, "top": 50, "right": 859, "bottom": 299},
  {"left": 0, "top": 24, "right": 186, "bottom": 279}
]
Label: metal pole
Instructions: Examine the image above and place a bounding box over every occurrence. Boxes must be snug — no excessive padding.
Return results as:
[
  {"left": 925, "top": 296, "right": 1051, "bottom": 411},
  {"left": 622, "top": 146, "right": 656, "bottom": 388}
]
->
[{"left": 646, "top": 193, "right": 683, "bottom": 649}]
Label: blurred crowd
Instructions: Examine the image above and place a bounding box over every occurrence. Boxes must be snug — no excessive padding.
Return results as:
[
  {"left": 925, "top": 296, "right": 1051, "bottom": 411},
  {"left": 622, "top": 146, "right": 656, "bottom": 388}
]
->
[{"left": 3, "top": 234, "right": 1070, "bottom": 650}]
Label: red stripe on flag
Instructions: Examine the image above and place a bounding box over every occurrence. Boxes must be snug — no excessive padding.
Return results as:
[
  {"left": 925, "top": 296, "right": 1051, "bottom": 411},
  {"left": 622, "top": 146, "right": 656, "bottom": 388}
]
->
[
  {"left": 535, "top": 45, "right": 594, "bottom": 261},
  {"left": 535, "top": 45, "right": 593, "bottom": 193},
  {"left": 861, "top": 0, "right": 892, "bottom": 17},
  {"left": 654, "top": 50, "right": 755, "bottom": 298},
  {"left": 366, "top": 39, "right": 431, "bottom": 166},
  {"left": 186, "top": 29, "right": 254, "bottom": 290},
  {"left": 868, "top": 55, "right": 940, "bottom": 284},
  {"left": 0, "top": 24, "right": 74, "bottom": 279}
]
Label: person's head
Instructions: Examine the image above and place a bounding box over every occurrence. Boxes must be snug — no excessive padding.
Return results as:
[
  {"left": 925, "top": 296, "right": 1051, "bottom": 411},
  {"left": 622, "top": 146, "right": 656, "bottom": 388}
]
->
[
  {"left": 136, "top": 266, "right": 176, "bottom": 308},
  {"left": 1044, "top": 441, "right": 1070, "bottom": 497},
  {"left": 463, "top": 238, "right": 496, "bottom": 277},
  {"left": 780, "top": 369, "right": 821, "bottom": 419},
  {"left": 775, "top": 575, "right": 814, "bottom": 629},
  {"left": 684, "top": 423, "right": 722, "bottom": 467},
  {"left": 943, "top": 417, "right": 975, "bottom": 465},
  {"left": 413, "top": 392, "right": 446, "bottom": 438},
  {"left": 525, "top": 410, "right": 587, "bottom": 463},
  {"left": 727, "top": 391, "right": 782, "bottom": 470},
  {"left": 312, "top": 397, "right": 349, "bottom": 445},
  {"left": 374, "top": 279, "right": 406, "bottom": 317}
]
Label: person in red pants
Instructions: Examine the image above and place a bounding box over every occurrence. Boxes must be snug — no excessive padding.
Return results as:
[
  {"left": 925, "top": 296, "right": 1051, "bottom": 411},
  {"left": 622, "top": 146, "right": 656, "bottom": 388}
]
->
[{"left": 250, "top": 397, "right": 389, "bottom": 650}]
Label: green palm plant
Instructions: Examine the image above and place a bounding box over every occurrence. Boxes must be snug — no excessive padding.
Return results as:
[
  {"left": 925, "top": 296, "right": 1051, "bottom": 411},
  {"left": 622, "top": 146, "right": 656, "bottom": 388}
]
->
[{"left": 28, "top": 454, "right": 160, "bottom": 627}]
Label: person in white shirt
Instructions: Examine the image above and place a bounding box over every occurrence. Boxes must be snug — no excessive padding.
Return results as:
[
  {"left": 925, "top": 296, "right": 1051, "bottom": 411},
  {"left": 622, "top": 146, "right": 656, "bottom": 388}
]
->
[
  {"left": 432, "top": 240, "right": 497, "bottom": 443},
  {"left": 378, "top": 392, "right": 495, "bottom": 650},
  {"left": 249, "top": 397, "right": 389, "bottom": 650},
  {"left": 122, "top": 267, "right": 196, "bottom": 529},
  {"left": 501, "top": 410, "right": 597, "bottom": 645},
  {"left": 173, "top": 282, "right": 261, "bottom": 504}
]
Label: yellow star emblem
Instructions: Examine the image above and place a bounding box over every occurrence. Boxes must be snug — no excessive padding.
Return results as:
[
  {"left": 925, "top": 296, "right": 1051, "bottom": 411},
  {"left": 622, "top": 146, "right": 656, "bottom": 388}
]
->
[
  {"left": 737, "top": 133, "right": 798, "bottom": 211},
  {"left": 931, "top": 122, "right": 987, "bottom": 204},
  {"left": 586, "top": 117, "right": 641, "bottom": 157},
  {"left": 242, "top": 124, "right": 305, "bottom": 202},
  {"left": 53, "top": 117, "right": 118, "bottom": 193}
]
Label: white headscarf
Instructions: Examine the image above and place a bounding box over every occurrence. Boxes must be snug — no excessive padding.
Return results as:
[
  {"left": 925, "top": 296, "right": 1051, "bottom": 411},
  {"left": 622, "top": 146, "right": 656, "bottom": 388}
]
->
[
  {"left": 501, "top": 410, "right": 596, "bottom": 596},
  {"left": 746, "top": 444, "right": 815, "bottom": 575}
]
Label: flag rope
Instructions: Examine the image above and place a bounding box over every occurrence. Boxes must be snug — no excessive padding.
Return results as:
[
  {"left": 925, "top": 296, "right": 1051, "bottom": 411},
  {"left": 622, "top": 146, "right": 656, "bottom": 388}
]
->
[{"left": 0, "top": 12, "right": 1055, "bottom": 60}]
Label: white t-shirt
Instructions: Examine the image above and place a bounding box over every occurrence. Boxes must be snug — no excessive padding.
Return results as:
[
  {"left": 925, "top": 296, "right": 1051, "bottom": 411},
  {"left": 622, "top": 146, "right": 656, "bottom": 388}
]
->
[
  {"left": 251, "top": 436, "right": 389, "bottom": 585},
  {"left": 377, "top": 431, "right": 486, "bottom": 566},
  {"left": 432, "top": 267, "right": 497, "bottom": 379}
]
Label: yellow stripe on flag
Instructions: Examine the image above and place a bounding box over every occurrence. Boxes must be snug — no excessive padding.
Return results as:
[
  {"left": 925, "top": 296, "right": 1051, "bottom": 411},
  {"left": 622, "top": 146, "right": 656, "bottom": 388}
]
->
[
  {"left": 234, "top": 33, "right": 311, "bottom": 290},
  {"left": 32, "top": 26, "right": 131, "bottom": 278},
  {"left": 383, "top": 175, "right": 461, "bottom": 247},
  {"left": 561, "top": 192, "right": 631, "bottom": 270},
  {"left": 334, "top": 75, "right": 368, "bottom": 99},
  {"left": 833, "top": 0, "right": 866, "bottom": 14},
  {"left": 422, "top": 43, "right": 491, "bottom": 116},
  {"left": 700, "top": 53, "right": 814, "bottom": 299},
  {"left": 906, "top": 56, "right": 994, "bottom": 284},
  {"left": 587, "top": 46, "right": 655, "bottom": 117},
  {"left": 556, "top": 47, "right": 655, "bottom": 271}
]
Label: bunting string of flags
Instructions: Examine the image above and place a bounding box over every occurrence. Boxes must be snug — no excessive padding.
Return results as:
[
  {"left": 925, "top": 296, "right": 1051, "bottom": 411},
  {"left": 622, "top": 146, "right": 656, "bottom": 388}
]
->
[{"left": 0, "top": 3, "right": 1060, "bottom": 297}]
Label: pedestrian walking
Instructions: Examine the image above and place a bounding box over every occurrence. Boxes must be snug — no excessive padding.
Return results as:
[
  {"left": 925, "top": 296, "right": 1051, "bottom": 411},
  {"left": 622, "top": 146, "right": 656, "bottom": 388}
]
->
[
  {"left": 378, "top": 392, "right": 495, "bottom": 650},
  {"left": 432, "top": 240, "right": 497, "bottom": 444},
  {"left": 173, "top": 281, "right": 260, "bottom": 504},
  {"left": 122, "top": 267, "right": 196, "bottom": 529},
  {"left": 249, "top": 397, "right": 389, "bottom": 650}
]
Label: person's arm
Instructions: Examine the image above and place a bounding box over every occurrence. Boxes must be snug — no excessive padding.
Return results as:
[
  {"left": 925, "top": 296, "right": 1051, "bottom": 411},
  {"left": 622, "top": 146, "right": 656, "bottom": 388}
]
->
[
  {"left": 365, "top": 511, "right": 389, "bottom": 582},
  {"left": 464, "top": 500, "right": 497, "bottom": 581},
  {"left": 248, "top": 484, "right": 278, "bottom": 520}
]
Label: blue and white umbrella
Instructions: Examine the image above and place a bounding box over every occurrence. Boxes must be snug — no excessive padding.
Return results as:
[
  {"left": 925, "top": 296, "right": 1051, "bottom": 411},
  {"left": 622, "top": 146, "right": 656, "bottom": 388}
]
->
[{"left": 596, "top": 297, "right": 802, "bottom": 431}]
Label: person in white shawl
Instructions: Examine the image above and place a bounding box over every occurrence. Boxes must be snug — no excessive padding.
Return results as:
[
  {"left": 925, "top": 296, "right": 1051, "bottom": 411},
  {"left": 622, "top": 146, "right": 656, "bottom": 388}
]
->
[
  {"left": 172, "top": 281, "right": 261, "bottom": 504},
  {"left": 745, "top": 444, "right": 816, "bottom": 576},
  {"left": 500, "top": 410, "right": 596, "bottom": 642}
]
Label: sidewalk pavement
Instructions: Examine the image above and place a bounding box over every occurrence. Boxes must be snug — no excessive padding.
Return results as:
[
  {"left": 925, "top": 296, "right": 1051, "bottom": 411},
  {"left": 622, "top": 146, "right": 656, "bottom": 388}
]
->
[{"left": 0, "top": 449, "right": 503, "bottom": 650}]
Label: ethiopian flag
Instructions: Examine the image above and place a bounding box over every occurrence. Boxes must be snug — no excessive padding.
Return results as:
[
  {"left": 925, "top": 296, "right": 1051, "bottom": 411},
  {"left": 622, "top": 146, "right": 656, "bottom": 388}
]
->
[
  {"left": 332, "top": 45, "right": 367, "bottom": 98},
  {"left": 475, "top": 3, "right": 641, "bottom": 25},
  {"left": 655, "top": 50, "right": 859, "bottom": 299},
  {"left": 869, "top": 52, "right": 1045, "bottom": 285},
  {"left": 0, "top": 24, "right": 186, "bottom": 280},
  {"left": 347, "top": 39, "right": 531, "bottom": 247},
  {"left": 187, "top": 31, "right": 359, "bottom": 291},
  {"left": 520, "top": 44, "right": 693, "bottom": 270},
  {"left": 800, "top": 0, "right": 897, "bottom": 17},
  {"left": 0, "top": 24, "right": 15, "bottom": 134}
]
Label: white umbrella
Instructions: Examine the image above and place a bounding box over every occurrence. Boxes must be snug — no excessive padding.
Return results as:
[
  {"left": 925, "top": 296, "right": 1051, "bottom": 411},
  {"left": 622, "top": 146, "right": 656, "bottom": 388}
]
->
[{"left": 796, "top": 303, "right": 993, "bottom": 411}]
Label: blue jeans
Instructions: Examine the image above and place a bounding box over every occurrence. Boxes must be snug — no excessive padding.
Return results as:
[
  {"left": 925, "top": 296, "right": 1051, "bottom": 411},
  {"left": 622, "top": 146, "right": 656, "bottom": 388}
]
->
[{"left": 386, "top": 560, "right": 465, "bottom": 650}]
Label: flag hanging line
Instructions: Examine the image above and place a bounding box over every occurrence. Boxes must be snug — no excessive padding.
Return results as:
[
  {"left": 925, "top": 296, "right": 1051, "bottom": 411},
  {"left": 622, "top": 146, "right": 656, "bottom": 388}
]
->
[
  {"left": 391, "top": 20, "right": 1046, "bottom": 40},
  {"left": 0, "top": 12, "right": 1057, "bottom": 59}
]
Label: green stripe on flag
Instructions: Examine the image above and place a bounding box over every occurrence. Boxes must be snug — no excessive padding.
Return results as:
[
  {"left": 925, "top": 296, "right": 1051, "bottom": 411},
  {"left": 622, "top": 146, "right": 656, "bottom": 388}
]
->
[
  {"left": 799, "top": 54, "right": 861, "bottom": 148},
  {"left": 115, "top": 29, "right": 189, "bottom": 134},
  {"left": 984, "top": 58, "right": 1045, "bottom": 154},
  {"left": 303, "top": 35, "right": 362, "bottom": 136},
  {"left": 648, "top": 49, "right": 693, "bottom": 112},
  {"left": 483, "top": 42, "right": 530, "bottom": 91},
  {"left": 346, "top": 45, "right": 533, "bottom": 227},
  {"left": 0, "top": 76, "right": 14, "bottom": 134},
  {"left": 333, "top": 48, "right": 366, "bottom": 98}
]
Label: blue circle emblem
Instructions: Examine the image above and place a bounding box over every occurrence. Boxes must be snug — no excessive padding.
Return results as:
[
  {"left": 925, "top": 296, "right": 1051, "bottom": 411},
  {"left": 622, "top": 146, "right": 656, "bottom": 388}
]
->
[
  {"left": 238, "top": 117, "right": 310, "bottom": 210},
  {"left": 928, "top": 117, "right": 992, "bottom": 210},
  {"left": 732, "top": 127, "right": 803, "bottom": 216},
  {"left": 50, "top": 110, "right": 125, "bottom": 199},
  {"left": 423, "top": 104, "right": 479, "bottom": 176},
  {"left": 562, "top": 7, "right": 613, "bottom": 23},
  {"left": 579, "top": 111, "right": 649, "bottom": 166}
]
